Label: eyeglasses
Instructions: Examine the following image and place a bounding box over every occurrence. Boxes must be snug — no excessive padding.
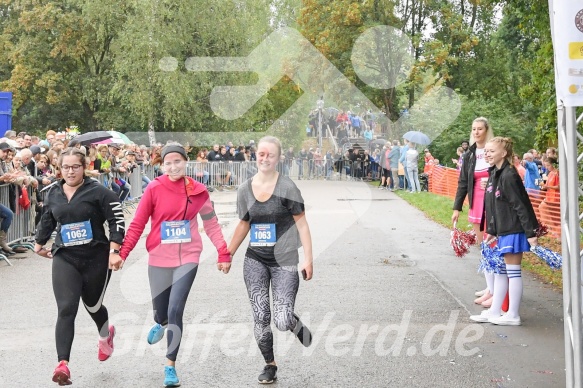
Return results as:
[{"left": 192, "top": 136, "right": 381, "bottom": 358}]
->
[{"left": 61, "top": 164, "right": 83, "bottom": 172}]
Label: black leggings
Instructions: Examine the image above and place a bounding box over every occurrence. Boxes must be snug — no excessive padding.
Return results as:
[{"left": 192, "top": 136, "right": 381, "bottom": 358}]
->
[
  {"left": 243, "top": 257, "right": 299, "bottom": 363},
  {"left": 52, "top": 248, "right": 111, "bottom": 361},
  {"left": 148, "top": 263, "right": 198, "bottom": 362}
]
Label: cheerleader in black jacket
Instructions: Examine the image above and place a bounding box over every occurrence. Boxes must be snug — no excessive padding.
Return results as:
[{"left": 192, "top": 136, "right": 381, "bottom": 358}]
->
[{"left": 470, "top": 137, "right": 538, "bottom": 326}]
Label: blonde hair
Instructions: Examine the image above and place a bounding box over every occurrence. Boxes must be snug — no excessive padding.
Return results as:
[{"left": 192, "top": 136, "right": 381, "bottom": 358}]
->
[
  {"left": 258, "top": 136, "right": 282, "bottom": 157},
  {"left": 488, "top": 136, "right": 514, "bottom": 165},
  {"left": 470, "top": 117, "right": 494, "bottom": 146}
]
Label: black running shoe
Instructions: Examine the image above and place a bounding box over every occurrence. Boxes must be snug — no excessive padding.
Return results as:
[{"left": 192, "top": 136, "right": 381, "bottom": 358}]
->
[
  {"left": 293, "top": 313, "right": 312, "bottom": 347},
  {"left": 258, "top": 364, "right": 277, "bottom": 384}
]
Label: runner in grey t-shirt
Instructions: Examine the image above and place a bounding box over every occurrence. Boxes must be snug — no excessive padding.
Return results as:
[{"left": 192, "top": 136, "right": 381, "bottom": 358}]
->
[
  {"left": 237, "top": 173, "right": 304, "bottom": 267},
  {"left": 228, "top": 136, "right": 314, "bottom": 385}
]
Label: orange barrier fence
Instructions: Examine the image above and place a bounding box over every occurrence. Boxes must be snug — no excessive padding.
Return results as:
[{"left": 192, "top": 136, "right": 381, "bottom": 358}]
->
[{"left": 427, "top": 166, "right": 561, "bottom": 239}]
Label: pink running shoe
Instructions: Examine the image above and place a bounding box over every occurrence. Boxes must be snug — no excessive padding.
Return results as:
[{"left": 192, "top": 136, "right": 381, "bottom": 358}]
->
[
  {"left": 52, "top": 361, "right": 72, "bottom": 386},
  {"left": 98, "top": 325, "right": 115, "bottom": 361}
]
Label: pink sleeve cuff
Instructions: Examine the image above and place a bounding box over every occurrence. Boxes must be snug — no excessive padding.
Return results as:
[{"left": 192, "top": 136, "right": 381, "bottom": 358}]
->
[
  {"left": 217, "top": 254, "right": 232, "bottom": 263},
  {"left": 217, "top": 246, "right": 231, "bottom": 263}
]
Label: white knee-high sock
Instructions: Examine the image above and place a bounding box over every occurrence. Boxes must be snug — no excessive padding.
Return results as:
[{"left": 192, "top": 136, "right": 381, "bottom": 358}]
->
[
  {"left": 485, "top": 272, "right": 495, "bottom": 295},
  {"left": 506, "top": 264, "right": 522, "bottom": 318},
  {"left": 489, "top": 266, "right": 507, "bottom": 316}
]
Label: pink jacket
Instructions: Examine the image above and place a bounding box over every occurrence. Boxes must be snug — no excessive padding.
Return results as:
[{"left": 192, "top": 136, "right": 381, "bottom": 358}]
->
[{"left": 120, "top": 175, "right": 230, "bottom": 267}]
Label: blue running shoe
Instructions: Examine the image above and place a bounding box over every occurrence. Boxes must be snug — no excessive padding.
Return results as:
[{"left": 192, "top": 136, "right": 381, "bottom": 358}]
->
[
  {"left": 164, "top": 366, "right": 181, "bottom": 387},
  {"left": 147, "top": 323, "right": 166, "bottom": 345}
]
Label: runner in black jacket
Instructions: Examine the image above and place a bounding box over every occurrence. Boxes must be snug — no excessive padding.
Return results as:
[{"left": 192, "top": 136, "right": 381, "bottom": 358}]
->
[{"left": 34, "top": 148, "right": 125, "bottom": 386}]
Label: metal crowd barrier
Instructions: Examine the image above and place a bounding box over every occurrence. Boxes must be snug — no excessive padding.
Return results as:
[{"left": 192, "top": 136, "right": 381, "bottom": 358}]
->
[
  {"left": 0, "top": 168, "right": 149, "bottom": 266},
  {"left": 180, "top": 160, "right": 375, "bottom": 185},
  {"left": 0, "top": 184, "right": 35, "bottom": 266},
  {"left": 137, "top": 160, "right": 381, "bottom": 187}
]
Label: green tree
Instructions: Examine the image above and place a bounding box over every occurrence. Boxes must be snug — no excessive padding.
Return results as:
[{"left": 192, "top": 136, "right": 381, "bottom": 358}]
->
[
  {"left": 429, "top": 94, "right": 533, "bottom": 168},
  {"left": 499, "top": 1, "right": 556, "bottom": 147},
  {"left": 0, "top": 0, "right": 130, "bottom": 132},
  {"left": 111, "top": 0, "right": 277, "bottom": 143}
]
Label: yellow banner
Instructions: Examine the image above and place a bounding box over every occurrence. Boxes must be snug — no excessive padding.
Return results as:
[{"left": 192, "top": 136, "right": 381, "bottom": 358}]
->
[
  {"left": 568, "top": 42, "right": 583, "bottom": 60},
  {"left": 552, "top": 1, "right": 583, "bottom": 105}
]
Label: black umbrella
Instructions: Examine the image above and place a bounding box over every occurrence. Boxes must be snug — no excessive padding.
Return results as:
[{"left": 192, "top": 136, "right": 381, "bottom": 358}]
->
[{"left": 69, "top": 131, "right": 112, "bottom": 146}]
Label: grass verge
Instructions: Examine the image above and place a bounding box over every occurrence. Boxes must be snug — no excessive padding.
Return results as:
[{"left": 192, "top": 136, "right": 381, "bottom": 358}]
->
[{"left": 387, "top": 188, "right": 563, "bottom": 289}]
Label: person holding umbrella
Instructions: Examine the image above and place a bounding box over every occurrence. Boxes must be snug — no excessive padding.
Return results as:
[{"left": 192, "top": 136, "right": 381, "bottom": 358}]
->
[{"left": 405, "top": 141, "right": 421, "bottom": 192}]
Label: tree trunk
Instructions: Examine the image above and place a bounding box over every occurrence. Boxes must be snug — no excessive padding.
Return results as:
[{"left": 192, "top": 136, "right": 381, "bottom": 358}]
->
[
  {"left": 82, "top": 101, "right": 98, "bottom": 131},
  {"left": 148, "top": 119, "right": 156, "bottom": 146}
]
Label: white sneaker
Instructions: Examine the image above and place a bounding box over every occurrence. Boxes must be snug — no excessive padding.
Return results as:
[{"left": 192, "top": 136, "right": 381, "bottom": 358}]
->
[
  {"left": 489, "top": 314, "right": 521, "bottom": 326},
  {"left": 469, "top": 310, "right": 500, "bottom": 323},
  {"left": 475, "top": 288, "right": 487, "bottom": 297}
]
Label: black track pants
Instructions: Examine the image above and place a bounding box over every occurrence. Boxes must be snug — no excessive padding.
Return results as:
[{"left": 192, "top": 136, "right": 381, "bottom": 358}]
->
[{"left": 52, "top": 248, "right": 111, "bottom": 361}]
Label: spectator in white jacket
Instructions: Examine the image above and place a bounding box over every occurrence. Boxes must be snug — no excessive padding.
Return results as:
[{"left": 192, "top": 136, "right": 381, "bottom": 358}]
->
[{"left": 405, "top": 142, "right": 421, "bottom": 193}]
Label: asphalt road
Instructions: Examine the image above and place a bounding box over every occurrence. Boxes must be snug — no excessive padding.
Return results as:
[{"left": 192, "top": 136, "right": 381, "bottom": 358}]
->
[{"left": 0, "top": 180, "right": 565, "bottom": 387}]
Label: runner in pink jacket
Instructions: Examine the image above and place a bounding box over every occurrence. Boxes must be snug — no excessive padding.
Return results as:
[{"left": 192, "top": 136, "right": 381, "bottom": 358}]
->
[
  {"left": 119, "top": 144, "right": 230, "bottom": 387},
  {"left": 120, "top": 168, "right": 230, "bottom": 267}
]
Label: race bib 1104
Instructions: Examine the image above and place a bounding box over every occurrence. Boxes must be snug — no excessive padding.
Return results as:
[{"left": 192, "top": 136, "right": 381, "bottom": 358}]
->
[{"left": 161, "top": 220, "right": 192, "bottom": 244}]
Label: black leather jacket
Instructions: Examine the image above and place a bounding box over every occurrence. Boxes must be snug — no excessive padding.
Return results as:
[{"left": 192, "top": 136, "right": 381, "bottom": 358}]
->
[
  {"left": 453, "top": 144, "right": 477, "bottom": 211},
  {"left": 481, "top": 161, "right": 538, "bottom": 238}
]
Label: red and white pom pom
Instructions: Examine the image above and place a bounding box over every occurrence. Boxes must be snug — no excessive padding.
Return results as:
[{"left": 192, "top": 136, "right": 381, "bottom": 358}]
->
[
  {"left": 451, "top": 223, "right": 473, "bottom": 258},
  {"left": 461, "top": 229, "right": 477, "bottom": 246}
]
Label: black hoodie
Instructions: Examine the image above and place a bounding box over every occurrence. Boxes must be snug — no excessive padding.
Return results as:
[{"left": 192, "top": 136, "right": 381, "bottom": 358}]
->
[{"left": 36, "top": 177, "right": 125, "bottom": 254}]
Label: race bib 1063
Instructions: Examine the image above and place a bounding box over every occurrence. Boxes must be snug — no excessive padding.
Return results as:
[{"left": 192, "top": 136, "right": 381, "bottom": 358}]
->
[
  {"left": 250, "top": 223, "right": 276, "bottom": 247},
  {"left": 161, "top": 220, "right": 192, "bottom": 244},
  {"left": 61, "top": 221, "right": 93, "bottom": 247}
]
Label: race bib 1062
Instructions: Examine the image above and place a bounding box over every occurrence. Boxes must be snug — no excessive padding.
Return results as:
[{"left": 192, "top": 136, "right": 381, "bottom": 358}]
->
[{"left": 61, "top": 220, "right": 93, "bottom": 247}]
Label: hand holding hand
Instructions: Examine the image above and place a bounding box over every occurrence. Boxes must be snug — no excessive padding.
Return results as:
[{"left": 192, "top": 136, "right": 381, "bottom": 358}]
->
[
  {"left": 109, "top": 254, "right": 124, "bottom": 271},
  {"left": 217, "top": 262, "right": 231, "bottom": 274}
]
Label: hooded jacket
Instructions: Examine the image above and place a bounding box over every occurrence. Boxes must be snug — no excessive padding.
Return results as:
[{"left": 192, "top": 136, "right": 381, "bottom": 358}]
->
[
  {"left": 482, "top": 161, "right": 538, "bottom": 238},
  {"left": 120, "top": 174, "right": 230, "bottom": 267},
  {"left": 36, "top": 177, "right": 125, "bottom": 254}
]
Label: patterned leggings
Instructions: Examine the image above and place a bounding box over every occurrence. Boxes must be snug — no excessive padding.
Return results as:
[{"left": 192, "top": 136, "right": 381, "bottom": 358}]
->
[{"left": 243, "top": 256, "right": 299, "bottom": 363}]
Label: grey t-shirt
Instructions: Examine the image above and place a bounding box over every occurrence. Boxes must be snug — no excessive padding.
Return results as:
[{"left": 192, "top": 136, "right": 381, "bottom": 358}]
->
[{"left": 237, "top": 174, "right": 305, "bottom": 267}]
